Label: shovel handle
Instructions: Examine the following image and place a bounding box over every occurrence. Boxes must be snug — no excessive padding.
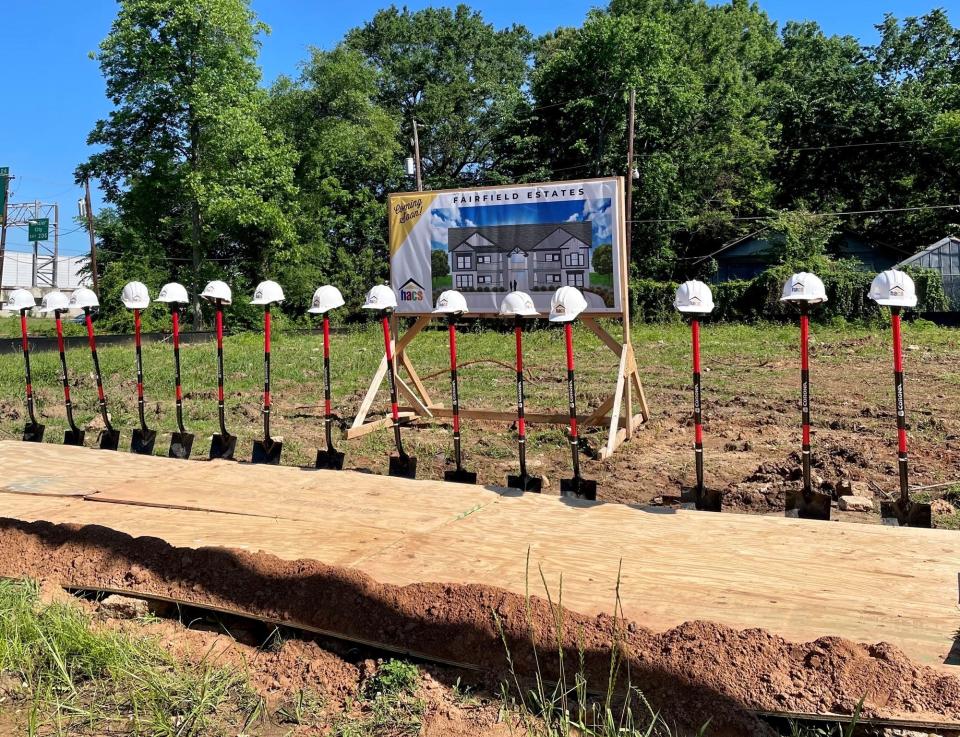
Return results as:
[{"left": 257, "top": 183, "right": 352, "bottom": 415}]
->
[
  {"left": 215, "top": 306, "right": 229, "bottom": 437},
  {"left": 692, "top": 318, "right": 704, "bottom": 492},
  {"left": 134, "top": 309, "right": 148, "bottom": 432},
  {"left": 381, "top": 314, "right": 405, "bottom": 455},
  {"left": 86, "top": 310, "right": 114, "bottom": 432},
  {"left": 171, "top": 308, "right": 186, "bottom": 433},
  {"left": 19, "top": 311, "right": 38, "bottom": 422},
  {"left": 55, "top": 313, "right": 78, "bottom": 431},
  {"left": 323, "top": 315, "right": 335, "bottom": 449},
  {"left": 514, "top": 321, "right": 528, "bottom": 475},
  {"left": 262, "top": 305, "right": 272, "bottom": 441},
  {"left": 448, "top": 317, "right": 464, "bottom": 468},
  {"left": 891, "top": 308, "right": 909, "bottom": 501},
  {"left": 564, "top": 323, "right": 581, "bottom": 478},
  {"left": 799, "top": 307, "right": 811, "bottom": 494}
]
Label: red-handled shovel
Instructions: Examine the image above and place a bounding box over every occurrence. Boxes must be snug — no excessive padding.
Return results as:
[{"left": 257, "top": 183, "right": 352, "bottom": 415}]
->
[
  {"left": 507, "top": 317, "right": 541, "bottom": 492},
  {"left": 442, "top": 315, "right": 477, "bottom": 484},
  {"left": 687, "top": 318, "right": 720, "bottom": 511},
  {"left": 252, "top": 303, "right": 282, "bottom": 464},
  {"left": 785, "top": 303, "right": 831, "bottom": 520},
  {"left": 559, "top": 322, "right": 596, "bottom": 500},
  {"left": 167, "top": 306, "right": 194, "bottom": 458},
  {"left": 54, "top": 308, "right": 84, "bottom": 446},
  {"left": 84, "top": 308, "right": 121, "bottom": 451},
  {"left": 381, "top": 313, "right": 416, "bottom": 479},
  {"left": 315, "top": 312, "right": 345, "bottom": 469},
  {"left": 880, "top": 308, "right": 931, "bottom": 527},
  {"left": 208, "top": 301, "right": 237, "bottom": 459},
  {"left": 129, "top": 308, "right": 157, "bottom": 454},
  {"left": 18, "top": 309, "right": 45, "bottom": 442}
]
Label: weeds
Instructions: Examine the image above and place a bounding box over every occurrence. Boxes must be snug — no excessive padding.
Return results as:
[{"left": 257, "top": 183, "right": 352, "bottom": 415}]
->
[
  {"left": 332, "top": 659, "right": 424, "bottom": 737},
  {"left": 0, "top": 578, "right": 255, "bottom": 736}
]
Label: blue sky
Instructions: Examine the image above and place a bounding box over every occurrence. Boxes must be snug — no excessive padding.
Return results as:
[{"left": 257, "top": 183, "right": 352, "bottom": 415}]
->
[{"left": 0, "top": 0, "right": 953, "bottom": 256}]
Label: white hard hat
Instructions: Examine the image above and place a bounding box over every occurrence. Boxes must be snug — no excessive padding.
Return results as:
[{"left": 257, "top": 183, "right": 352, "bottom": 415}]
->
[
  {"left": 869, "top": 269, "right": 917, "bottom": 308},
  {"left": 674, "top": 280, "right": 715, "bottom": 315},
  {"left": 156, "top": 282, "right": 189, "bottom": 305},
  {"left": 201, "top": 280, "right": 232, "bottom": 305},
  {"left": 780, "top": 272, "right": 828, "bottom": 304},
  {"left": 432, "top": 289, "right": 469, "bottom": 315},
  {"left": 39, "top": 290, "right": 70, "bottom": 314},
  {"left": 250, "top": 280, "right": 285, "bottom": 305},
  {"left": 499, "top": 290, "right": 539, "bottom": 318},
  {"left": 549, "top": 286, "right": 588, "bottom": 322},
  {"left": 70, "top": 287, "right": 100, "bottom": 310},
  {"left": 307, "top": 285, "right": 345, "bottom": 314},
  {"left": 361, "top": 284, "right": 398, "bottom": 311},
  {"left": 121, "top": 281, "right": 151, "bottom": 310},
  {"left": 4, "top": 288, "right": 36, "bottom": 312}
]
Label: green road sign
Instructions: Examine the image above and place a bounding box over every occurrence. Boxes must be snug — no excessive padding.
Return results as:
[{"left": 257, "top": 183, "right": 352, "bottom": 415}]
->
[
  {"left": 0, "top": 168, "right": 7, "bottom": 210},
  {"left": 28, "top": 218, "right": 49, "bottom": 242},
  {"left": 0, "top": 167, "right": 9, "bottom": 176}
]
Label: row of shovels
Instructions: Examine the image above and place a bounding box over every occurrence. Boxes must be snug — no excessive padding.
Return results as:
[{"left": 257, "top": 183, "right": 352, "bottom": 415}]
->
[{"left": 13, "top": 299, "right": 346, "bottom": 469}]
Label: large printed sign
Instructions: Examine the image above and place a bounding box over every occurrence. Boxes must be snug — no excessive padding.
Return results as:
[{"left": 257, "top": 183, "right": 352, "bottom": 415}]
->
[{"left": 388, "top": 178, "right": 625, "bottom": 315}]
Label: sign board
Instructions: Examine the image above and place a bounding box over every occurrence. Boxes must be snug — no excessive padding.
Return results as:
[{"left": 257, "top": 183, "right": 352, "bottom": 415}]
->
[
  {"left": 387, "top": 177, "right": 626, "bottom": 315},
  {"left": 0, "top": 167, "right": 9, "bottom": 176},
  {"left": 28, "top": 218, "right": 49, "bottom": 242},
  {"left": 0, "top": 168, "right": 7, "bottom": 210}
]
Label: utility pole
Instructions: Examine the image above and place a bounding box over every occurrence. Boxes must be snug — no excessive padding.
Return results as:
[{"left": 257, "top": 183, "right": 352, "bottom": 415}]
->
[
  {"left": 625, "top": 89, "right": 636, "bottom": 266},
  {"left": 0, "top": 170, "right": 12, "bottom": 296},
  {"left": 83, "top": 177, "right": 100, "bottom": 296},
  {"left": 412, "top": 119, "right": 423, "bottom": 192}
]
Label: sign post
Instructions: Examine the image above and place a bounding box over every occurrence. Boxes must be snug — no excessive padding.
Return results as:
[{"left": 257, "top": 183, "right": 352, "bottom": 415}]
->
[{"left": 350, "top": 177, "right": 649, "bottom": 459}]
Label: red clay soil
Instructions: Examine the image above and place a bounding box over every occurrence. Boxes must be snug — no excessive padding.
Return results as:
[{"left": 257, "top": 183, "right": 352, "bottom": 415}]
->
[{"left": 1, "top": 516, "right": 959, "bottom": 735}]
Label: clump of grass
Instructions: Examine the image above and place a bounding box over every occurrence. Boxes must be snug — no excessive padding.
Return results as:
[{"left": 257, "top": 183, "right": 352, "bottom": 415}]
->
[
  {"left": 0, "top": 578, "right": 257, "bottom": 736},
  {"left": 333, "top": 659, "right": 424, "bottom": 737}
]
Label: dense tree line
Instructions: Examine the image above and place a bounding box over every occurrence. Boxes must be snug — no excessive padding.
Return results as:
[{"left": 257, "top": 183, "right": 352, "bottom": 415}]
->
[{"left": 77, "top": 0, "right": 960, "bottom": 326}]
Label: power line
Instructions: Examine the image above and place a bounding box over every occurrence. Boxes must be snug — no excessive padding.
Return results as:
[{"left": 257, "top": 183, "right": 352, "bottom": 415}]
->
[{"left": 628, "top": 203, "right": 960, "bottom": 226}]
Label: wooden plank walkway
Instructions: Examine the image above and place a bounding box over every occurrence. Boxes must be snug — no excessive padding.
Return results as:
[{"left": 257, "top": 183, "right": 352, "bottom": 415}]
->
[{"left": 1, "top": 441, "right": 958, "bottom": 675}]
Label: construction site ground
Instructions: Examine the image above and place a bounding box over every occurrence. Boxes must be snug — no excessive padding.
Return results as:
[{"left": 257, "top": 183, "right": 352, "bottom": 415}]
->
[{"left": 1, "top": 318, "right": 960, "bottom": 735}]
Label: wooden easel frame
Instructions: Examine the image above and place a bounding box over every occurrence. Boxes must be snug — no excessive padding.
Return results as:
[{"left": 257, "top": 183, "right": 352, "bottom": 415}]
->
[{"left": 349, "top": 178, "right": 649, "bottom": 459}]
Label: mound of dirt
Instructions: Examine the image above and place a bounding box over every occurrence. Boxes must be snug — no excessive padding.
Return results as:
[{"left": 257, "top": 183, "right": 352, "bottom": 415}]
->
[{"left": 1, "top": 516, "right": 958, "bottom": 735}]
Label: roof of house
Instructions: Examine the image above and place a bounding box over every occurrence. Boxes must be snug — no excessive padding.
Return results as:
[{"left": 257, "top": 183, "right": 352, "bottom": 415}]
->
[
  {"left": 448, "top": 222, "right": 592, "bottom": 253},
  {"left": 896, "top": 235, "right": 960, "bottom": 268}
]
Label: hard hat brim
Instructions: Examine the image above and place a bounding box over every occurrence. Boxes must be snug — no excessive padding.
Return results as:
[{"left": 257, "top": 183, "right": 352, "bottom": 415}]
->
[
  {"left": 780, "top": 295, "right": 828, "bottom": 304},
  {"left": 873, "top": 297, "right": 918, "bottom": 308},
  {"left": 675, "top": 304, "right": 714, "bottom": 314}
]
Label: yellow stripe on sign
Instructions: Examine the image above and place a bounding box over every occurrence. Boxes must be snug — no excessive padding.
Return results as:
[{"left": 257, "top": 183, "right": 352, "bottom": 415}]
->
[{"left": 388, "top": 192, "right": 438, "bottom": 256}]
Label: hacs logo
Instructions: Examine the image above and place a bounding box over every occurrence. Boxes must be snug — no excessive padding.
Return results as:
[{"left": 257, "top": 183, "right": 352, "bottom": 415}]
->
[{"left": 399, "top": 278, "right": 425, "bottom": 302}]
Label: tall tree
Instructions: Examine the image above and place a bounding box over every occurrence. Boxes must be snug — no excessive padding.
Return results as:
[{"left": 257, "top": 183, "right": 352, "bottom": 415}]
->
[
  {"left": 77, "top": 0, "right": 297, "bottom": 326},
  {"left": 345, "top": 4, "right": 534, "bottom": 188}
]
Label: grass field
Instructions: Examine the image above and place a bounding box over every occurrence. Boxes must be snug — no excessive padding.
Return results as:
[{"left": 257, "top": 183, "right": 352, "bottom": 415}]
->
[{"left": 0, "top": 315, "right": 958, "bottom": 522}]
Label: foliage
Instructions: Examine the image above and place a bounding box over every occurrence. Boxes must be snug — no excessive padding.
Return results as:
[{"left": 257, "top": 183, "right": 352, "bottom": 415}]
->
[
  {"left": 431, "top": 248, "right": 450, "bottom": 277},
  {"left": 593, "top": 244, "right": 613, "bottom": 275}
]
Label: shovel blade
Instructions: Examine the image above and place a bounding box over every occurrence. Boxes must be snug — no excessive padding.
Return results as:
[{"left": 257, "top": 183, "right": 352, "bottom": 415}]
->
[
  {"left": 168, "top": 432, "right": 195, "bottom": 459},
  {"left": 130, "top": 428, "right": 157, "bottom": 455},
  {"left": 682, "top": 487, "right": 722, "bottom": 512},
  {"left": 388, "top": 454, "right": 417, "bottom": 479},
  {"left": 22, "top": 422, "right": 45, "bottom": 443},
  {"left": 560, "top": 477, "right": 597, "bottom": 501},
  {"left": 444, "top": 468, "right": 478, "bottom": 485},
  {"left": 785, "top": 489, "right": 832, "bottom": 521},
  {"left": 315, "top": 447, "right": 345, "bottom": 470},
  {"left": 507, "top": 473, "right": 542, "bottom": 493},
  {"left": 251, "top": 438, "right": 282, "bottom": 465},
  {"left": 63, "top": 429, "right": 85, "bottom": 446},
  {"left": 98, "top": 430, "right": 121, "bottom": 451},
  {"left": 880, "top": 499, "right": 933, "bottom": 528},
  {"left": 209, "top": 433, "right": 237, "bottom": 460}
]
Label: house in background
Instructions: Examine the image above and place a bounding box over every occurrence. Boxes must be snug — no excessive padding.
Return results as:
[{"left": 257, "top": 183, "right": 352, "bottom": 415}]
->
[
  {"left": 710, "top": 231, "right": 909, "bottom": 282},
  {"left": 896, "top": 235, "right": 960, "bottom": 310},
  {"left": 447, "top": 222, "right": 592, "bottom": 291}
]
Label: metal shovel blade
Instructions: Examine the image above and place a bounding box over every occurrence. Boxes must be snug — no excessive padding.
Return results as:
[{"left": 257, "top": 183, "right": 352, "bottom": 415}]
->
[
  {"left": 63, "top": 429, "right": 85, "bottom": 446},
  {"left": 785, "top": 488, "right": 832, "bottom": 521},
  {"left": 168, "top": 432, "right": 194, "bottom": 459},
  {"left": 560, "top": 477, "right": 597, "bottom": 501},
  {"left": 209, "top": 433, "right": 237, "bottom": 460},
  {"left": 98, "top": 429, "right": 121, "bottom": 451},
  {"left": 388, "top": 454, "right": 417, "bottom": 479},
  {"left": 688, "top": 487, "right": 722, "bottom": 512},
  {"left": 251, "top": 438, "right": 282, "bottom": 465},
  {"left": 507, "top": 473, "right": 542, "bottom": 493},
  {"left": 315, "top": 447, "right": 345, "bottom": 470},
  {"left": 444, "top": 467, "right": 478, "bottom": 485},
  {"left": 130, "top": 428, "right": 157, "bottom": 455},
  {"left": 880, "top": 499, "right": 932, "bottom": 528},
  {"left": 22, "top": 422, "right": 45, "bottom": 443}
]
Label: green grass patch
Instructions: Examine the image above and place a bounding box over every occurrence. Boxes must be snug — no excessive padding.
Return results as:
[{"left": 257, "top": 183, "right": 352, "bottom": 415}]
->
[{"left": 0, "top": 578, "right": 259, "bottom": 736}]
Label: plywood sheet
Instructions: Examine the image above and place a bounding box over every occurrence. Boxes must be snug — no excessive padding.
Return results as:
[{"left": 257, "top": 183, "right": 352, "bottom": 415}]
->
[{"left": 0, "top": 441, "right": 957, "bottom": 674}]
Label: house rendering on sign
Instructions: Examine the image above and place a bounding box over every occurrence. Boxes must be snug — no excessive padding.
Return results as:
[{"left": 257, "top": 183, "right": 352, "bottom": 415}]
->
[{"left": 446, "top": 222, "right": 592, "bottom": 292}]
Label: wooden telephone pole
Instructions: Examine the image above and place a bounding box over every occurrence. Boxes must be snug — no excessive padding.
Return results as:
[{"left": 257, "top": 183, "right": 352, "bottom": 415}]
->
[
  {"left": 625, "top": 88, "right": 636, "bottom": 265},
  {"left": 83, "top": 177, "right": 100, "bottom": 296},
  {"left": 412, "top": 119, "right": 423, "bottom": 192},
  {"left": 0, "top": 170, "right": 12, "bottom": 294}
]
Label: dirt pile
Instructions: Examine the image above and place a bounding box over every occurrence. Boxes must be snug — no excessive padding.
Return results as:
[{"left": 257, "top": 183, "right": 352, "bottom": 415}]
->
[{"left": 1, "top": 516, "right": 958, "bottom": 734}]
